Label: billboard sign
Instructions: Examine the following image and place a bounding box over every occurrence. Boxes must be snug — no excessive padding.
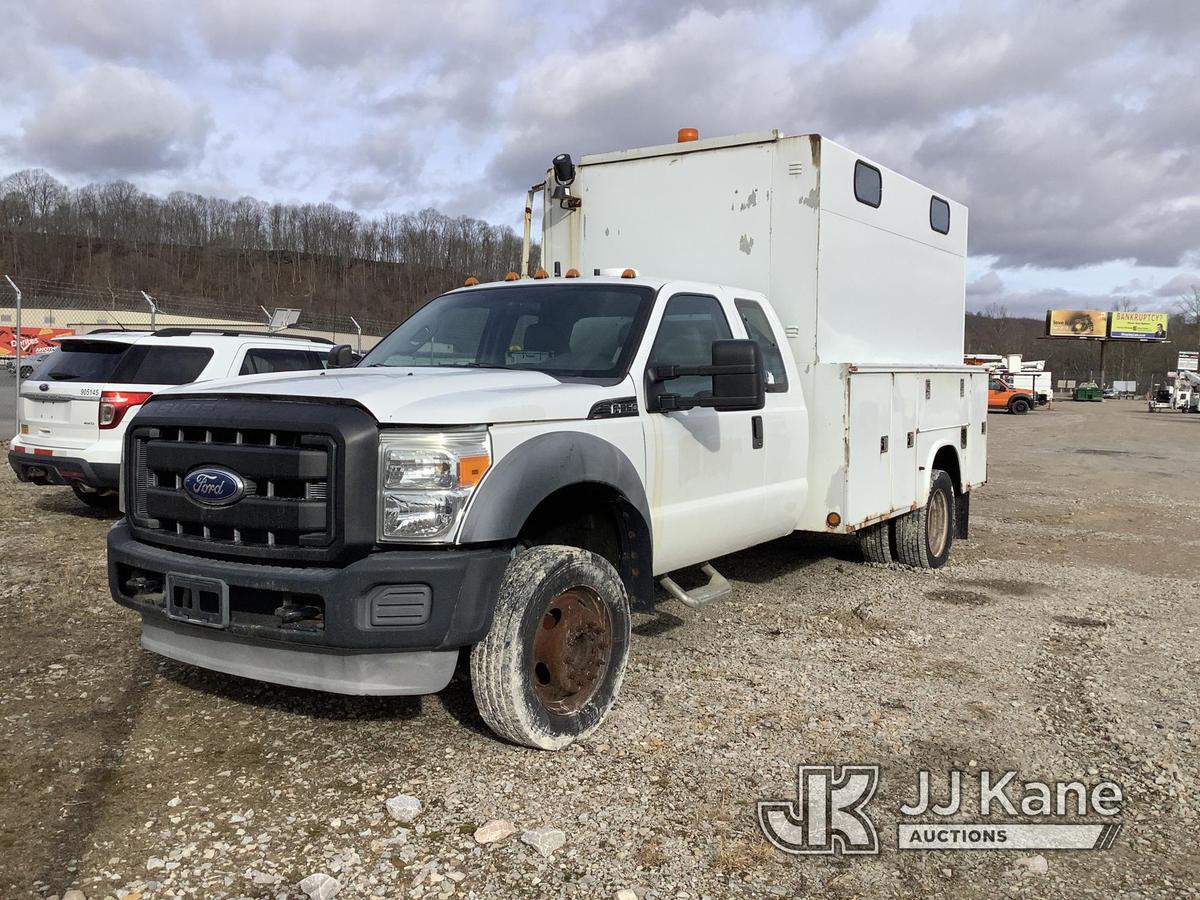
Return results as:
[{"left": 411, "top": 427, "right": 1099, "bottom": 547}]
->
[
  {"left": 1109, "top": 312, "right": 1168, "bottom": 340},
  {"left": 1046, "top": 309, "right": 1107, "bottom": 338},
  {"left": 1177, "top": 351, "right": 1198, "bottom": 372},
  {"left": 0, "top": 327, "right": 75, "bottom": 357}
]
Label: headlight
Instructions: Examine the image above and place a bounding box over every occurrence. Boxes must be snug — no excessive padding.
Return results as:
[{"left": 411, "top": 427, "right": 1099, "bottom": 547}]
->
[{"left": 377, "top": 430, "right": 491, "bottom": 542}]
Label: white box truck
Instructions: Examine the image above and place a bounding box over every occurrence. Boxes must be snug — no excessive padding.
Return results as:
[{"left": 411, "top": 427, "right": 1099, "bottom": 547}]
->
[{"left": 107, "top": 129, "right": 986, "bottom": 749}]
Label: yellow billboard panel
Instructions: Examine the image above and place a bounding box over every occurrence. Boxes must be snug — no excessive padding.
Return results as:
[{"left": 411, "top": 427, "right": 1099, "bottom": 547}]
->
[
  {"left": 1046, "top": 309, "right": 1107, "bottom": 338},
  {"left": 1109, "top": 311, "right": 1168, "bottom": 340}
]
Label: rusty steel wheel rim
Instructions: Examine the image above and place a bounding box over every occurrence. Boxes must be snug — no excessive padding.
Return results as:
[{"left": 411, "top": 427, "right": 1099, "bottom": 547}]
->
[
  {"left": 530, "top": 586, "right": 613, "bottom": 715},
  {"left": 927, "top": 488, "right": 950, "bottom": 558}
]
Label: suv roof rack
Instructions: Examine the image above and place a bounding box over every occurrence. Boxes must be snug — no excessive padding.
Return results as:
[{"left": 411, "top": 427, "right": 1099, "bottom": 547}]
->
[{"left": 150, "top": 327, "right": 334, "bottom": 345}]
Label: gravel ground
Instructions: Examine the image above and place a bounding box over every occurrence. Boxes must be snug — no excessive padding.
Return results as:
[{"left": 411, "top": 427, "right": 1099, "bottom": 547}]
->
[{"left": 1, "top": 400, "right": 1197, "bottom": 899}]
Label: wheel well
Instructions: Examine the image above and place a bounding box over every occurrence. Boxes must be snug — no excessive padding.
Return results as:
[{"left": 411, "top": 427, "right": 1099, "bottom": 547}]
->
[
  {"left": 518, "top": 482, "right": 654, "bottom": 612},
  {"left": 931, "top": 445, "right": 962, "bottom": 495}
]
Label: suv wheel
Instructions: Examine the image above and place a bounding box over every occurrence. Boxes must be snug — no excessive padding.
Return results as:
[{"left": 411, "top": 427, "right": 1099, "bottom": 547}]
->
[
  {"left": 470, "top": 545, "right": 630, "bottom": 750},
  {"left": 71, "top": 483, "right": 119, "bottom": 509}
]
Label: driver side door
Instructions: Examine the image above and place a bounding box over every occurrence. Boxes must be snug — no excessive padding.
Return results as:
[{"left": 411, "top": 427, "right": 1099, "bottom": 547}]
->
[{"left": 640, "top": 289, "right": 768, "bottom": 574}]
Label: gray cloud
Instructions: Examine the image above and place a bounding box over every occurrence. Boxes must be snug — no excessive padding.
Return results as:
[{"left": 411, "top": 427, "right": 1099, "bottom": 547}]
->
[
  {"left": 30, "top": 0, "right": 184, "bottom": 60},
  {"left": 18, "top": 64, "right": 212, "bottom": 176}
]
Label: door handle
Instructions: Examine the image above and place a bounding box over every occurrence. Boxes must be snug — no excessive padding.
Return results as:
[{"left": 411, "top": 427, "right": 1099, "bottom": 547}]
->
[{"left": 752, "top": 415, "right": 764, "bottom": 449}]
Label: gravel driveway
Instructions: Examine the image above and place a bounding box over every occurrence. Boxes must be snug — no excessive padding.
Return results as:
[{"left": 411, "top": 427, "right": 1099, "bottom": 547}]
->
[{"left": 1, "top": 400, "right": 1197, "bottom": 899}]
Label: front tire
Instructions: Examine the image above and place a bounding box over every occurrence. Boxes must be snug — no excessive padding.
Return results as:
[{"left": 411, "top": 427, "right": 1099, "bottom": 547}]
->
[
  {"left": 1010, "top": 397, "right": 1031, "bottom": 414},
  {"left": 891, "top": 470, "right": 955, "bottom": 569},
  {"left": 470, "top": 545, "right": 630, "bottom": 750},
  {"left": 71, "top": 483, "right": 119, "bottom": 509}
]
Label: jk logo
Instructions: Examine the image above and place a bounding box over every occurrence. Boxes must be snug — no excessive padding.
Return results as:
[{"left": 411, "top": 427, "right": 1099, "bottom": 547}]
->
[{"left": 758, "top": 764, "right": 880, "bottom": 855}]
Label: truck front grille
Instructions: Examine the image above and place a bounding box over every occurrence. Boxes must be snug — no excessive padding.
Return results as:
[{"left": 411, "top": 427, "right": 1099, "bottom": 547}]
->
[{"left": 129, "top": 424, "right": 335, "bottom": 555}]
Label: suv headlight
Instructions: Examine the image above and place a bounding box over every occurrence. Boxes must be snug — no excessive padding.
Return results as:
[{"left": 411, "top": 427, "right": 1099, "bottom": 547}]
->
[{"left": 377, "top": 430, "right": 491, "bottom": 542}]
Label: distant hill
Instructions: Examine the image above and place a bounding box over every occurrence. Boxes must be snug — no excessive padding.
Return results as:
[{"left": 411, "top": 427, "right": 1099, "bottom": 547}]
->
[{"left": 0, "top": 168, "right": 536, "bottom": 328}]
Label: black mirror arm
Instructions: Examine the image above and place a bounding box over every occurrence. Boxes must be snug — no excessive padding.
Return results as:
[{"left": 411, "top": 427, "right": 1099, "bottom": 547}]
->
[{"left": 648, "top": 362, "right": 759, "bottom": 382}]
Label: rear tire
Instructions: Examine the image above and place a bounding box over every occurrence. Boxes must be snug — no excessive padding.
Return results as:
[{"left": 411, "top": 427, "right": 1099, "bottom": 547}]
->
[
  {"left": 71, "top": 483, "right": 119, "bottom": 509},
  {"left": 891, "top": 470, "right": 955, "bottom": 569},
  {"left": 857, "top": 521, "right": 893, "bottom": 564},
  {"left": 470, "top": 545, "right": 630, "bottom": 751},
  {"left": 1010, "top": 398, "right": 1031, "bottom": 414}
]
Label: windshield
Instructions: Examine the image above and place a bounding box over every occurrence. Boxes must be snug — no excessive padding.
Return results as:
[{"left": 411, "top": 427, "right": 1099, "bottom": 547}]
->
[
  {"left": 34, "top": 340, "right": 130, "bottom": 382},
  {"left": 360, "top": 284, "right": 655, "bottom": 379}
]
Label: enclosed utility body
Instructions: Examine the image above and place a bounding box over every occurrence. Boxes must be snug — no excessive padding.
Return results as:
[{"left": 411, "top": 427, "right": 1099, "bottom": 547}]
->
[{"left": 543, "top": 131, "right": 987, "bottom": 533}]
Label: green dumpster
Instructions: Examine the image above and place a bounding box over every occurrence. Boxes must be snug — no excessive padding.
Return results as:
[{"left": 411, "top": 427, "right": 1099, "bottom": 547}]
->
[{"left": 1074, "top": 383, "right": 1103, "bottom": 401}]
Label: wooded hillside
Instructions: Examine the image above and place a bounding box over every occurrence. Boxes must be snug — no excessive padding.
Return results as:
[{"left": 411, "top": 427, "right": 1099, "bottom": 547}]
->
[{"left": 0, "top": 168, "right": 535, "bottom": 326}]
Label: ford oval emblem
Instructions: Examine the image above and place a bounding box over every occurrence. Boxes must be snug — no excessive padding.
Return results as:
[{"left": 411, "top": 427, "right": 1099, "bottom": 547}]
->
[
  {"left": 183, "top": 467, "right": 246, "bottom": 506},
  {"left": 38, "top": 382, "right": 49, "bottom": 392}
]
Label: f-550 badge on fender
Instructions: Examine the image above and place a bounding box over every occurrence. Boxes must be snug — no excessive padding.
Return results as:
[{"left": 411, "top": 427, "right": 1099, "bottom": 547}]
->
[{"left": 183, "top": 467, "right": 246, "bottom": 506}]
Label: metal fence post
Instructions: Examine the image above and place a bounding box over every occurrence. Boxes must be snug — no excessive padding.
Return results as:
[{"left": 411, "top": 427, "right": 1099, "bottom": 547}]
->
[
  {"left": 4, "top": 275, "right": 21, "bottom": 437},
  {"left": 142, "top": 291, "right": 158, "bottom": 331},
  {"left": 350, "top": 316, "right": 362, "bottom": 354}
]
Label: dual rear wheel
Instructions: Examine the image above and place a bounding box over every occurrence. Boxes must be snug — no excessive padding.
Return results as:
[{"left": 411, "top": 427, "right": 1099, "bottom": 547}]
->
[{"left": 857, "top": 469, "right": 955, "bottom": 569}]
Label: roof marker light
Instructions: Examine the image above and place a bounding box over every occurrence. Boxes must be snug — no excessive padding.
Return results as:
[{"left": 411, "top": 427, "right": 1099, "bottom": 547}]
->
[
  {"left": 621, "top": 268, "right": 637, "bottom": 279},
  {"left": 533, "top": 268, "right": 549, "bottom": 279},
  {"left": 463, "top": 276, "right": 479, "bottom": 286},
  {"left": 565, "top": 268, "right": 581, "bottom": 278},
  {"left": 677, "top": 127, "right": 699, "bottom": 143},
  {"left": 504, "top": 271, "right": 520, "bottom": 281}
]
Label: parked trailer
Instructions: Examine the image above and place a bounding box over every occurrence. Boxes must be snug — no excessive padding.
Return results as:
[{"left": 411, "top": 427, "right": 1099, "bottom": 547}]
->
[{"left": 106, "top": 129, "right": 986, "bottom": 749}]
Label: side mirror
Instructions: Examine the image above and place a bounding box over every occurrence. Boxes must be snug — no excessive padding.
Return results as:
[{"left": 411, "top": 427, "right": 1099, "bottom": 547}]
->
[
  {"left": 327, "top": 344, "right": 355, "bottom": 368},
  {"left": 710, "top": 339, "right": 765, "bottom": 411},
  {"left": 648, "top": 338, "right": 764, "bottom": 412}
]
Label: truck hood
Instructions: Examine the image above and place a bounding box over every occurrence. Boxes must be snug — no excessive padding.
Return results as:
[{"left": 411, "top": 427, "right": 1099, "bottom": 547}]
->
[{"left": 161, "top": 367, "right": 634, "bottom": 425}]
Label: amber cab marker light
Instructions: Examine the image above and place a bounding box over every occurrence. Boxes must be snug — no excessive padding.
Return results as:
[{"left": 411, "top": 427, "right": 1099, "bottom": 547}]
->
[
  {"left": 677, "top": 127, "right": 699, "bottom": 143},
  {"left": 826, "top": 512, "right": 842, "bottom": 528},
  {"left": 533, "top": 268, "right": 549, "bottom": 279},
  {"left": 565, "top": 268, "right": 581, "bottom": 278},
  {"left": 463, "top": 275, "right": 480, "bottom": 286},
  {"left": 621, "top": 268, "right": 637, "bottom": 279},
  {"left": 504, "top": 271, "right": 520, "bottom": 281}
]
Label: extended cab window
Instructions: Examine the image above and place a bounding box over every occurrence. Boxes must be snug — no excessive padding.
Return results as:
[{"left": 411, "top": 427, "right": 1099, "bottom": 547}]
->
[
  {"left": 648, "top": 294, "right": 733, "bottom": 399},
  {"left": 110, "top": 346, "right": 214, "bottom": 385},
  {"left": 735, "top": 299, "right": 788, "bottom": 392},
  {"left": 239, "top": 347, "right": 326, "bottom": 375},
  {"left": 930, "top": 196, "right": 951, "bottom": 234},
  {"left": 33, "top": 340, "right": 129, "bottom": 382}
]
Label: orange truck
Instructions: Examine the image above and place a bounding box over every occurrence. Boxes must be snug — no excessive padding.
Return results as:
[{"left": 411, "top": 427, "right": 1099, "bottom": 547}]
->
[{"left": 987, "top": 376, "right": 1036, "bottom": 414}]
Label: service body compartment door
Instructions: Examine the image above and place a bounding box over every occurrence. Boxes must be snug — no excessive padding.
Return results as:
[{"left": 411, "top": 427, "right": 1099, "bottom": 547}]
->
[
  {"left": 845, "top": 373, "right": 893, "bottom": 525},
  {"left": 889, "top": 374, "right": 921, "bottom": 510}
]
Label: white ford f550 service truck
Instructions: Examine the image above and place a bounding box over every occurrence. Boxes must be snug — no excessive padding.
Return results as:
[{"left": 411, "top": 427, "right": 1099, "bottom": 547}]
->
[{"left": 108, "top": 130, "right": 986, "bottom": 749}]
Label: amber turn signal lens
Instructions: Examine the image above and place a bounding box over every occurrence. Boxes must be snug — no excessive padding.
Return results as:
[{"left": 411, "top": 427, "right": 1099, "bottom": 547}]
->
[
  {"left": 826, "top": 512, "right": 842, "bottom": 528},
  {"left": 458, "top": 454, "right": 490, "bottom": 487},
  {"left": 677, "top": 127, "right": 699, "bottom": 143}
]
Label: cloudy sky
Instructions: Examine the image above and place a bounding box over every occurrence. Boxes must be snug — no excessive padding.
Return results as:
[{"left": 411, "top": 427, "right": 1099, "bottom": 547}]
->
[{"left": 0, "top": 0, "right": 1197, "bottom": 316}]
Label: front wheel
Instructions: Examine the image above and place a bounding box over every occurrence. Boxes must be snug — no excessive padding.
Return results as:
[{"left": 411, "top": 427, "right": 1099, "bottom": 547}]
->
[
  {"left": 71, "top": 482, "right": 119, "bottom": 509},
  {"left": 1010, "top": 397, "right": 1031, "bottom": 414},
  {"left": 470, "top": 545, "right": 631, "bottom": 750},
  {"left": 891, "top": 470, "right": 955, "bottom": 569}
]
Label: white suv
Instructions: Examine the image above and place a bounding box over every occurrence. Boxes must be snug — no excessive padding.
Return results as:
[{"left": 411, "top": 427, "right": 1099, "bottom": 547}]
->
[{"left": 8, "top": 328, "right": 333, "bottom": 507}]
